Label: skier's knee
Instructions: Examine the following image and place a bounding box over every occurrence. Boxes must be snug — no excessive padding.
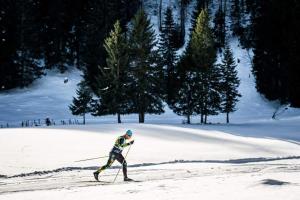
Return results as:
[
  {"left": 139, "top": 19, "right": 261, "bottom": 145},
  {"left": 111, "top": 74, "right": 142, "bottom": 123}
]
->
[
  {"left": 123, "top": 160, "right": 127, "bottom": 167},
  {"left": 107, "top": 161, "right": 114, "bottom": 168}
]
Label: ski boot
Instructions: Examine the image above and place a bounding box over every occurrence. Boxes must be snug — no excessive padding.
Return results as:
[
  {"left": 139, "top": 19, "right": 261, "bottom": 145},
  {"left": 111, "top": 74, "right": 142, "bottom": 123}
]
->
[
  {"left": 124, "top": 177, "right": 133, "bottom": 182},
  {"left": 93, "top": 171, "right": 99, "bottom": 181}
]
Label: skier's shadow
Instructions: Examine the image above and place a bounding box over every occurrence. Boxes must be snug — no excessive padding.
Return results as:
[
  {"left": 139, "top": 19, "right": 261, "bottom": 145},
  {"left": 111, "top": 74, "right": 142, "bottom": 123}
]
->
[{"left": 78, "top": 180, "right": 112, "bottom": 185}]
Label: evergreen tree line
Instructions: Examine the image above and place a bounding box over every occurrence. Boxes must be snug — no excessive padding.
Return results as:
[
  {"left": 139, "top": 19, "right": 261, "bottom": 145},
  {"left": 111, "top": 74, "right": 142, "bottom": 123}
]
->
[
  {"left": 211, "top": 0, "right": 300, "bottom": 107},
  {"left": 250, "top": 0, "right": 300, "bottom": 107},
  {"left": 70, "top": 8, "right": 241, "bottom": 124},
  {"left": 0, "top": 0, "right": 140, "bottom": 90},
  {"left": 71, "top": 10, "right": 164, "bottom": 124},
  {"left": 212, "top": 0, "right": 247, "bottom": 50},
  {"left": 170, "top": 9, "right": 240, "bottom": 124}
]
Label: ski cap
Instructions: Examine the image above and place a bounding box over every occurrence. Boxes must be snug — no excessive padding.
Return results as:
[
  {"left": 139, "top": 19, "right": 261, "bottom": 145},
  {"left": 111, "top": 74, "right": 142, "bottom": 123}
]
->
[{"left": 126, "top": 130, "right": 133, "bottom": 137}]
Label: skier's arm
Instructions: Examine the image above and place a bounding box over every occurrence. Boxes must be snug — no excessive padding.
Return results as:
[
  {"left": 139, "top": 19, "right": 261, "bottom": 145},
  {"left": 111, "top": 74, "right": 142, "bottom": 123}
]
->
[
  {"left": 119, "top": 138, "right": 134, "bottom": 147},
  {"left": 128, "top": 140, "right": 134, "bottom": 145}
]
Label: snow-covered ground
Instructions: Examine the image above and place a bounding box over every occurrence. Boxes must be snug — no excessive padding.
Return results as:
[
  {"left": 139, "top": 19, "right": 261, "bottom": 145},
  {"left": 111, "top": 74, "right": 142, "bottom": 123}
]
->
[
  {"left": 0, "top": 124, "right": 300, "bottom": 199},
  {"left": 1, "top": 0, "right": 300, "bottom": 199},
  {"left": 0, "top": 69, "right": 82, "bottom": 124}
]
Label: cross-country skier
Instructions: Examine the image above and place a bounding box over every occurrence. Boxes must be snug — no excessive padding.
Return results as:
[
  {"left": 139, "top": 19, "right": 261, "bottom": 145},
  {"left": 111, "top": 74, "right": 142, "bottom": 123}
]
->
[{"left": 93, "top": 130, "right": 134, "bottom": 181}]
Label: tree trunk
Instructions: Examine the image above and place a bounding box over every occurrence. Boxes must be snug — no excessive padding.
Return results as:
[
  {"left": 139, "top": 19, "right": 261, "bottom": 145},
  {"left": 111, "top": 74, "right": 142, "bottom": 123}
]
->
[
  {"left": 204, "top": 114, "right": 207, "bottom": 124},
  {"left": 180, "top": 0, "right": 186, "bottom": 43},
  {"left": 226, "top": 112, "right": 229, "bottom": 123},
  {"left": 139, "top": 112, "right": 145, "bottom": 123},
  {"left": 20, "top": 6, "right": 25, "bottom": 87},
  {"left": 158, "top": 0, "right": 162, "bottom": 31},
  {"left": 200, "top": 113, "right": 204, "bottom": 124},
  {"left": 117, "top": 113, "right": 122, "bottom": 123},
  {"left": 224, "top": 0, "right": 227, "bottom": 36},
  {"left": 140, "top": 0, "right": 144, "bottom": 8},
  {"left": 75, "top": 26, "right": 81, "bottom": 69},
  {"left": 83, "top": 114, "right": 86, "bottom": 125},
  {"left": 187, "top": 114, "right": 191, "bottom": 124}
]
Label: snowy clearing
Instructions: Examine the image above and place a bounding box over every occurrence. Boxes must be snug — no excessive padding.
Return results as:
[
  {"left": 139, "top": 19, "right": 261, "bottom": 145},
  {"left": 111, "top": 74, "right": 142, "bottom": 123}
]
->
[{"left": 0, "top": 124, "right": 300, "bottom": 199}]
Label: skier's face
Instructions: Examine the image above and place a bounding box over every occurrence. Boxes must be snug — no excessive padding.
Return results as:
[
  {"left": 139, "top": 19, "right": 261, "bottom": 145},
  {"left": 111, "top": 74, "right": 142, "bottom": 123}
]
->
[{"left": 125, "top": 134, "right": 131, "bottom": 139}]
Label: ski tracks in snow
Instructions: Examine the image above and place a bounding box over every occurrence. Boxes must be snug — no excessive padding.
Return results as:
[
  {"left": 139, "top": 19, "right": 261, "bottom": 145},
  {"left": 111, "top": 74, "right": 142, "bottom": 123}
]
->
[{"left": 1, "top": 157, "right": 300, "bottom": 195}]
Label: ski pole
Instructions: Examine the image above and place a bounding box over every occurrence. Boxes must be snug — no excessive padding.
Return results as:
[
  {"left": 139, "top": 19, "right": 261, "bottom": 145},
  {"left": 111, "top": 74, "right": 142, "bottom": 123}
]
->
[
  {"left": 74, "top": 156, "right": 109, "bottom": 163},
  {"left": 113, "top": 144, "right": 132, "bottom": 183}
]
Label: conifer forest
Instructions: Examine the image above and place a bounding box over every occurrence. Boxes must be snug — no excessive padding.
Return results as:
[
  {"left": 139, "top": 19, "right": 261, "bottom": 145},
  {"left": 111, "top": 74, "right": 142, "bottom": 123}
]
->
[{"left": 0, "top": 0, "right": 299, "bottom": 123}]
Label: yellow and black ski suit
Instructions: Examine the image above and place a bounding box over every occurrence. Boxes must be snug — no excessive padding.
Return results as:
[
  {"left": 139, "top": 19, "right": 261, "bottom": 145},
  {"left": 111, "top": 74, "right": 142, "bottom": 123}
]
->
[{"left": 96, "top": 135, "right": 133, "bottom": 178}]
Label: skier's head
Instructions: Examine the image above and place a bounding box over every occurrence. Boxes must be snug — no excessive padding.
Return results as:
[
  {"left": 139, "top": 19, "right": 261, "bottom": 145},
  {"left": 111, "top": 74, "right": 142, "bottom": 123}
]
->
[{"left": 125, "top": 130, "right": 133, "bottom": 138}]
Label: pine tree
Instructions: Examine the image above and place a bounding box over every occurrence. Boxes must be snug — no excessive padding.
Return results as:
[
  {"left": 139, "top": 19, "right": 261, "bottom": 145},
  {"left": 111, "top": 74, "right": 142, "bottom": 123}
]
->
[
  {"left": 129, "top": 9, "right": 164, "bottom": 123},
  {"left": 0, "top": 0, "right": 14, "bottom": 90},
  {"left": 251, "top": 0, "right": 300, "bottom": 107},
  {"left": 177, "top": 0, "right": 190, "bottom": 47},
  {"left": 158, "top": 0, "right": 162, "bottom": 31},
  {"left": 1, "top": 0, "right": 140, "bottom": 91},
  {"left": 0, "top": 0, "right": 43, "bottom": 89},
  {"left": 238, "top": 0, "right": 257, "bottom": 48},
  {"left": 289, "top": 0, "right": 300, "bottom": 107},
  {"left": 171, "top": 70, "right": 198, "bottom": 124},
  {"left": 220, "top": 45, "right": 241, "bottom": 123},
  {"left": 69, "top": 81, "right": 93, "bottom": 124},
  {"left": 39, "top": 0, "right": 71, "bottom": 73},
  {"left": 213, "top": 6, "right": 226, "bottom": 50},
  {"left": 205, "top": 64, "right": 222, "bottom": 120},
  {"left": 158, "top": 7, "right": 177, "bottom": 104},
  {"left": 252, "top": 0, "right": 286, "bottom": 103},
  {"left": 190, "top": 0, "right": 210, "bottom": 31},
  {"left": 92, "top": 21, "right": 130, "bottom": 123},
  {"left": 81, "top": 0, "right": 139, "bottom": 93},
  {"left": 189, "top": 9, "right": 217, "bottom": 123},
  {"left": 63, "top": 0, "right": 88, "bottom": 71},
  {"left": 190, "top": 10, "right": 215, "bottom": 71},
  {"left": 231, "top": 0, "right": 242, "bottom": 36},
  {"left": 172, "top": 9, "right": 218, "bottom": 124}
]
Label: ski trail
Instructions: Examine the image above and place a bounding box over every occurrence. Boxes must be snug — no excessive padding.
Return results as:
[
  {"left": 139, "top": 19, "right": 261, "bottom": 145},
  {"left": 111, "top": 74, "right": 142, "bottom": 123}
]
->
[
  {"left": 1, "top": 161, "right": 300, "bottom": 195},
  {"left": 1, "top": 156, "right": 300, "bottom": 179}
]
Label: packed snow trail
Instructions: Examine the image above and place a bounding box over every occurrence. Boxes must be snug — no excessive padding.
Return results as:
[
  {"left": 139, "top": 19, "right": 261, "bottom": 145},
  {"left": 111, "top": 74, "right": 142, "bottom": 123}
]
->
[
  {"left": 1, "top": 156, "right": 300, "bottom": 179},
  {"left": 1, "top": 161, "right": 300, "bottom": 195}
]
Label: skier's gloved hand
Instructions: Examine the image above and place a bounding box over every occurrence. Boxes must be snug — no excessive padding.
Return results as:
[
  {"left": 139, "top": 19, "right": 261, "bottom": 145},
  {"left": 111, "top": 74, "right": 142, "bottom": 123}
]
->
[{"left": 129, "top": 140, "right": 134, "bottom": 145}]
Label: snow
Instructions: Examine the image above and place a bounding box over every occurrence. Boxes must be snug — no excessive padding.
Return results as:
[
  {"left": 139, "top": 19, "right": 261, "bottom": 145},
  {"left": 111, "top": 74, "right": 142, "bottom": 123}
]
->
[
  {"left": 0, "top": 69, "right": 82, "bottom": 125},
  {"left": 1, "top": 0, "right": 300, "bottom": 199},
  {"left": 2, "top": 162, "right": 300, "bottom": 200},
  {"left": 0, "top": 124, "right": 300, "bottom": 199},
  {"left": 1, "top": 124, "right": 299, "bottom": 176}
]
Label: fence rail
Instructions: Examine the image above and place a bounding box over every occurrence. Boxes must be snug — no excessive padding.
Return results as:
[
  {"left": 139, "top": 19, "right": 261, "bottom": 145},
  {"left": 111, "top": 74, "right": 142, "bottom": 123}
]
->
[{"left": 0, "top": 118, "right": 81, "bottom": 128}]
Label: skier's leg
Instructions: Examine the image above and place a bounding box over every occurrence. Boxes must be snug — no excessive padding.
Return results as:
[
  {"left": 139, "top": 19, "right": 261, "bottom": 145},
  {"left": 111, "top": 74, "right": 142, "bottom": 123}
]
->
[
  {"left": 97, "top": 154, "right": 115, "bottom": 173},
  {"left": 115, "top": 154, "right": 127, "bottom": 178},
  {"left": 94, "top": 153, "right": 115, "bottom": 180}
]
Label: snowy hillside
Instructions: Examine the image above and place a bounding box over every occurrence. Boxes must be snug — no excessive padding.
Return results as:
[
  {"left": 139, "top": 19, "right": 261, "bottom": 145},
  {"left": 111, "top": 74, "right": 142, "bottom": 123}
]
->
[
  {"left": 0, "top": 1, "right": 299, "bottom": 126},
  {"left": 1, "top": 39, "right": 299, "bottom": 125},
  {"left": 0, "top": 69, "right": 82, "bottom": 125}
]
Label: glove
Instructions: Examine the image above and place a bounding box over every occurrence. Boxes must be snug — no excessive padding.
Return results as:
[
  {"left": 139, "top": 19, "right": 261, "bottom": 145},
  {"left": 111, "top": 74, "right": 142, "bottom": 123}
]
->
[{"left": 129, "top": 140, "right": 134, "bottom": 145}]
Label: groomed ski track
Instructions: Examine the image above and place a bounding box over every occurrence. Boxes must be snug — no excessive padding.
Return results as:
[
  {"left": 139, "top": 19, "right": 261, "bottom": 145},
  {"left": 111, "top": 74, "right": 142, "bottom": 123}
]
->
[{"left": 1, "top": 157, "right": 300, "bottom": 195}]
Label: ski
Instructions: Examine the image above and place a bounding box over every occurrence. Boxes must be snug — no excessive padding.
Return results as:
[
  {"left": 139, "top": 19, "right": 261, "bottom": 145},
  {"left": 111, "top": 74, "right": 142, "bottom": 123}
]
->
[{"left": 94, "top": 179, "right": 142, "bottom": 184}]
